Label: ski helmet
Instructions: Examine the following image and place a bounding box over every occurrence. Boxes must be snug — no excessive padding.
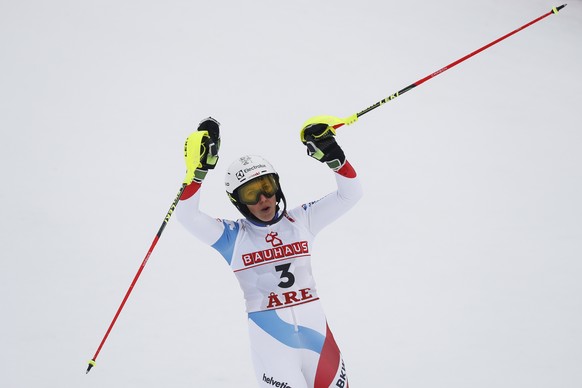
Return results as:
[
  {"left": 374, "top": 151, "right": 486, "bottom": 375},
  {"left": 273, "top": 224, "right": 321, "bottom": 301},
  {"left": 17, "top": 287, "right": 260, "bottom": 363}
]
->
[{"left": 225, "top": 155, "right": 287, "bottom": 225}]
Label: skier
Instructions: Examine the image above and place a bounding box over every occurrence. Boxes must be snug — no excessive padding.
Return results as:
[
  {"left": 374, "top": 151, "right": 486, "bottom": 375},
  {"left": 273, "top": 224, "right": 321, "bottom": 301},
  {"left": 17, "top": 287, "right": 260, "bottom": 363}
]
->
[{"left": 176, "top": 116, "right": 363, "bottom": 388}]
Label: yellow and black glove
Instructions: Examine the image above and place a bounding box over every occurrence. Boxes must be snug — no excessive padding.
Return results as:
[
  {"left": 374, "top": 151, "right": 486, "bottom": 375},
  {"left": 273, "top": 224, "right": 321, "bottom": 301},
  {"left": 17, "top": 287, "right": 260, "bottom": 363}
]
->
[
  {"left": 300, "top": 115, "right": 357, "bottom": 171},
  {"left": 184, "top": 117, "right": 221, "bottom": 184}
]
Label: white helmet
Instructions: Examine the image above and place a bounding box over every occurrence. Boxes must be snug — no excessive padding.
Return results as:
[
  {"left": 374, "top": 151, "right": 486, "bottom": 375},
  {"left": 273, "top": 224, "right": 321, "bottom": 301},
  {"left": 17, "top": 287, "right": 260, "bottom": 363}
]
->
[
  {"left": 225, "top": 155, "right": 277, "bottom": 194},
  {"left": 225, "top": 155, "right": 287, "bottom": 225}
]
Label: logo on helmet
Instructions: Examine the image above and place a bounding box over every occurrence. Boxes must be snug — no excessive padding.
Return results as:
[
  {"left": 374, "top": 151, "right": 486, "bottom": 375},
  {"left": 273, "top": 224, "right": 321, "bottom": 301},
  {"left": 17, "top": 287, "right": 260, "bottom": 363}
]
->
[
  {"left": 243, "top": 164, "right": 266, "bottom": 173},
  {"left": 239, "top": 156, "right": 252, "bottom": 165},
  {"left": 235, "top": 164, "right": 268, "bottom": 182}
]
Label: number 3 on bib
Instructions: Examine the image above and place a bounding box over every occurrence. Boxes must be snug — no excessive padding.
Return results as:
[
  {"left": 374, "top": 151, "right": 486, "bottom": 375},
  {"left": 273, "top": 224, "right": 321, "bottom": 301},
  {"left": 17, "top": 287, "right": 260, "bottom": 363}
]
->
[{"left": 275, "top": 263, "right": 295, "bottom": 288}]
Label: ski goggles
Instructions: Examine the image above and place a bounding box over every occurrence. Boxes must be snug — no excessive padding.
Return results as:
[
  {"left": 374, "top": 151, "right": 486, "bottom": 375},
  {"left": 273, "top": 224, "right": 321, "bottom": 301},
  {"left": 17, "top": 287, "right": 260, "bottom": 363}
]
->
[{"left": 237, "top": 174, "right": 278, "bottom": 205}]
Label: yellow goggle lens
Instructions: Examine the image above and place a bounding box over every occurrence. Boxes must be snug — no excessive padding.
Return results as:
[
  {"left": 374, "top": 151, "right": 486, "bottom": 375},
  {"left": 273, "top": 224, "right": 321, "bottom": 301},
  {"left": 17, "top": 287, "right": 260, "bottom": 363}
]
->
[{"left": 238, "top": 175, "right": 278, "bottom": 205}]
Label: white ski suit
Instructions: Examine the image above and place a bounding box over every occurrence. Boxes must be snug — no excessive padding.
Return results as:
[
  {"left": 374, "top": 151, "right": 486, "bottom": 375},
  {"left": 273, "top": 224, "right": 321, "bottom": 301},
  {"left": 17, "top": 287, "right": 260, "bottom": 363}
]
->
[{"left": 177, "top": 161, "right": 362, "bottom": 388}]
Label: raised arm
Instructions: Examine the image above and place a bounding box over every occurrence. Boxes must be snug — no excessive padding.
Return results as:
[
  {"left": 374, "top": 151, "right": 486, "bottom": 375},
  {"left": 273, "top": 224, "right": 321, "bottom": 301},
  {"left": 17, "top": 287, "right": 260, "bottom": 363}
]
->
[
  {"left": 298, "top": 115, "right": 363, "bottom": 235},
  {"left": 176, "top": 117, "right": 225, "bottom": 245}
]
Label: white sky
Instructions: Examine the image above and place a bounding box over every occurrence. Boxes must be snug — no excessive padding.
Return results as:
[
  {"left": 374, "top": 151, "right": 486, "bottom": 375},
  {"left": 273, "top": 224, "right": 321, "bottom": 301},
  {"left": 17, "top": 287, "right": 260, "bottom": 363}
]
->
[{"left": 1, "top": 1, "right": 581, "bottom": 387}]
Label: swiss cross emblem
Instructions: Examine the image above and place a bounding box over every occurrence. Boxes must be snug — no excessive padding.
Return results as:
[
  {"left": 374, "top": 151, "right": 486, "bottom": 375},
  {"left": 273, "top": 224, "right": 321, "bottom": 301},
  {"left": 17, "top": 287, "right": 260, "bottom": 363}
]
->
[{"left": 265, "top": 232, "right": 282, "bottom": 247}]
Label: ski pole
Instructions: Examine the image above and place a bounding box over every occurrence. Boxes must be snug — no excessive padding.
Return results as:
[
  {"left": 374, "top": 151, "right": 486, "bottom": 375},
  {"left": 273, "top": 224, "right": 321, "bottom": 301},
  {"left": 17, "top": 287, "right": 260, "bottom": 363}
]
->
[
  {"left": 334, "top": 4, "right": 567, "bottom": 129},
  {"left": 86, "top": 132, "right": 207, "bottom": 374},
  {"left": 86, "top": 183, "right": 187, "bottom": 374}
]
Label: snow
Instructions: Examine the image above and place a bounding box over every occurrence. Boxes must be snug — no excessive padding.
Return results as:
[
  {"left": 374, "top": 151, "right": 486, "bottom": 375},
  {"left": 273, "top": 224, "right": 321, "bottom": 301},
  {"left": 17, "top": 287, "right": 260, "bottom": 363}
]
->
[{"left": 1, "top": 1, "right": 581, "bottom": 387}]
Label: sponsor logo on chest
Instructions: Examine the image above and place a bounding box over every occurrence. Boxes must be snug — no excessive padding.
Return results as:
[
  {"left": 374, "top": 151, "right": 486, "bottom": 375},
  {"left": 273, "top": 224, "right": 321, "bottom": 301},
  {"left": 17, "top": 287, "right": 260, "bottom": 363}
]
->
[{"left": 241, "top": 231, "right": 309, "bottom": 267}]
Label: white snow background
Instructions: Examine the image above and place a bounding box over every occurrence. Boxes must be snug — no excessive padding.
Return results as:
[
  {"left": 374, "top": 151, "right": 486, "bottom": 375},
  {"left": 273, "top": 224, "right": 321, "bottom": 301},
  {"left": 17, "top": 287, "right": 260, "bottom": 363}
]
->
[{"left": 1, "top": 0, "right": 581, "bottom": 387}]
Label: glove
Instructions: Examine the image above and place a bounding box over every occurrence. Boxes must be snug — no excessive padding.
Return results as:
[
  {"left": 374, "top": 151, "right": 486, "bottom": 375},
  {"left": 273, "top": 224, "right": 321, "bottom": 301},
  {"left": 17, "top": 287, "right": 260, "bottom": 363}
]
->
[
  {"left": 300, "top": 115, "right": 356, "bottom": 171},
  {"left": 197, "top": 117, "right": 220, "bottom": 170},
  {"left": 183, "top": 117, "right": 221, "bottom": 184}
]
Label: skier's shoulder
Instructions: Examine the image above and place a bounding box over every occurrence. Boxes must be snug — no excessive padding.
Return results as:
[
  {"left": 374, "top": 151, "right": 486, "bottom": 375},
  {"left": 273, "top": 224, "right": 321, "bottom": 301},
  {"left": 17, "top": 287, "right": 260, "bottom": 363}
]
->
[
  {"left": 285, "top": 204, "right": 312, "bottom": 224},
  {"left": 220, "top": 217, "right": 242, "bottom": 231}
]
